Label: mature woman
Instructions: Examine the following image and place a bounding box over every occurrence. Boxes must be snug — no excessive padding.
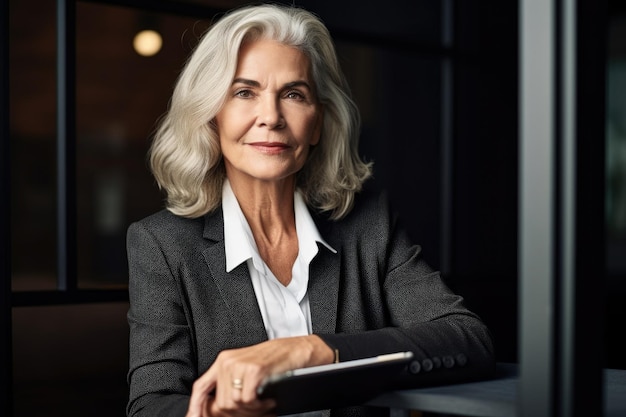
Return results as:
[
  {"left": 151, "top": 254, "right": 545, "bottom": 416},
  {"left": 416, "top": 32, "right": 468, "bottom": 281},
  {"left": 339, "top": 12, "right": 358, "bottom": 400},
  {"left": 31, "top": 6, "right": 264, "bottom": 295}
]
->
[{"left": 126, "top": 4, "right": 495, "bottom": 417}]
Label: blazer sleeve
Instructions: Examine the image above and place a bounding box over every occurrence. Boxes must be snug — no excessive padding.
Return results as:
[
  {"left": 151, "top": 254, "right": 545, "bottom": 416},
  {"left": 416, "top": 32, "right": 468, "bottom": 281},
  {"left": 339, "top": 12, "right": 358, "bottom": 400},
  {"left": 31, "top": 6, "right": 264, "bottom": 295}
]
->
[
  {"left": 317, "top": 191, "right": 496, "bottom": 388},
  {"left": 126, "top": 220, "right": 194, "bottom": 417}
]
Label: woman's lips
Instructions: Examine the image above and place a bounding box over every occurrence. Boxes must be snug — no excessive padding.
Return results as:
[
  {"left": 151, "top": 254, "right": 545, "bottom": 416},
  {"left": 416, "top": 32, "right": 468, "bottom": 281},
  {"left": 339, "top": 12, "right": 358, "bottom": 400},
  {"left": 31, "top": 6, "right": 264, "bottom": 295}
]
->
[{"left": 248, "top": 142, "right": 290, "bottom": 154}]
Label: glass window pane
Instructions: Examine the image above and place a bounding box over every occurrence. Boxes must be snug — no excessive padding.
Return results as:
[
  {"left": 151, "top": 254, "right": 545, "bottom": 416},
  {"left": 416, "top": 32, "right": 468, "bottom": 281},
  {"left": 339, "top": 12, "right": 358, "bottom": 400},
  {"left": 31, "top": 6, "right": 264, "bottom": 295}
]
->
[
  {"left": 607, "top": 14, "right": 626, "bottom": 275},
  {"left": 606, "top": 11, "right": 626, "bottom": 370},
  {"left": 75, "top": 3, "right": 211, "bottom": 288},
  {"left": 10, "top": 0, "right": 58, "bottom": 291}
]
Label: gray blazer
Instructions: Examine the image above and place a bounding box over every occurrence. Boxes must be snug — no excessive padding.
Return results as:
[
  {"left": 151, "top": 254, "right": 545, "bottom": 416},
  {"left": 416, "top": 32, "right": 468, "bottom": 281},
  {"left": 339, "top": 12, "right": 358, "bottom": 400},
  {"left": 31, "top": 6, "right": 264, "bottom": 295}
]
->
[{"left": 126, "top": 189, "right": 495, "bottom": 417}]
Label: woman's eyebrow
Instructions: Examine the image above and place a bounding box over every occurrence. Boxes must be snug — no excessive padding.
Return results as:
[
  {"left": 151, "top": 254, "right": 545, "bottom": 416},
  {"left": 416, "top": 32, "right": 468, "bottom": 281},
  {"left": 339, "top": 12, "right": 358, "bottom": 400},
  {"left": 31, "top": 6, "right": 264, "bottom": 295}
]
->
[
  {"left": 231, "top": 78, "right": 312, "bottom": 90},
  {"left": 232, "top": 78, "right": 260, "bottom": 87},
  {"left": 283, "top": 80, "right": 312, "bottom": 90}
]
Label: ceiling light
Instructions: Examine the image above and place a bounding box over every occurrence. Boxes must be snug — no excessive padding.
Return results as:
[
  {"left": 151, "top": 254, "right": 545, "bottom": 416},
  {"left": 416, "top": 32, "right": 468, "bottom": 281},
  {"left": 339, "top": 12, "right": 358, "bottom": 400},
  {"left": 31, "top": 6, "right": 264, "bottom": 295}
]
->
[{"left": 133, "top": 29, "right": 162, "bottom": 57}]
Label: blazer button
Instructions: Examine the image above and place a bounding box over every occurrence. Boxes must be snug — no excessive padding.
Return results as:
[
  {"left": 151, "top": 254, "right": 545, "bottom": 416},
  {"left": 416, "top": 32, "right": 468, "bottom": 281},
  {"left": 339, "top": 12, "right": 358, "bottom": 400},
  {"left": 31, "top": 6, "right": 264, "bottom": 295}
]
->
[
  {"left": 409, "top": 360, "right": 421, "bottom": 374},
  {"left": 455, "top": 353, "right": 468, "bottom": 367},
  {"left": 442, "top": 356, "right": 455, "bottom": 368},
  {"left": 422, "top": 358, "right": 434, "bottom": 372},
  {"left": 432, "top": 357, "right": 442, "bottom": 369}
]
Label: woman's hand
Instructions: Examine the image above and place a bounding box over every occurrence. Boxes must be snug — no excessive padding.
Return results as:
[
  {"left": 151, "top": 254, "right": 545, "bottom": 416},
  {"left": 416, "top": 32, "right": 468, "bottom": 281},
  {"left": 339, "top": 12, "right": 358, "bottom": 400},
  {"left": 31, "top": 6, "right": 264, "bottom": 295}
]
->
[{"left": 185, "top": 334, "right": 334, "bottom": 417}]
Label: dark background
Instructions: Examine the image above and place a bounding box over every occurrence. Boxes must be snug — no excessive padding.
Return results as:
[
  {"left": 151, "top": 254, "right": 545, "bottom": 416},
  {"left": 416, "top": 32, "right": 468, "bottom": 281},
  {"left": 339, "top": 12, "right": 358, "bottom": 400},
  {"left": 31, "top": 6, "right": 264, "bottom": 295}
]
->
[{"left": 3, "top": 0, "right": 624, "bottom": 416}]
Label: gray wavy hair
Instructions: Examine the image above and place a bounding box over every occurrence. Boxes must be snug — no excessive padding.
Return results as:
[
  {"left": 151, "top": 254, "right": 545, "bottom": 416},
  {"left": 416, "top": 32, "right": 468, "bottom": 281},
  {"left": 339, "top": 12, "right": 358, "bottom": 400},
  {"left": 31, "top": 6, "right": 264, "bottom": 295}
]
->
[{"left": 149, "top": 4, "right": 372, "bottom": 219}]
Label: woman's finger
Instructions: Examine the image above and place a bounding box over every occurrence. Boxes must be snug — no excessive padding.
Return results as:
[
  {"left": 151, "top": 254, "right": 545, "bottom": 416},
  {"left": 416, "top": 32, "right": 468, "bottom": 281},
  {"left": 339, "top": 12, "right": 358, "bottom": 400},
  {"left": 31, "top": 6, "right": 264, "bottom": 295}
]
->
[
  {"left": 210, "top": 397, "right": 276, "bottom": 417},
  {"left": 186, "top": 368, "right": 217, "bottom": 417}
]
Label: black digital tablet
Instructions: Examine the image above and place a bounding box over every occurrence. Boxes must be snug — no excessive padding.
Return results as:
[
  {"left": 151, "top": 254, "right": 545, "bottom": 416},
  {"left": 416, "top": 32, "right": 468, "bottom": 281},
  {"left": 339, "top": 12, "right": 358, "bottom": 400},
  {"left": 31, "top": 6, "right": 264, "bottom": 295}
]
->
[{"left": 256, "top": 351, "right": 414, "bottom": 415}]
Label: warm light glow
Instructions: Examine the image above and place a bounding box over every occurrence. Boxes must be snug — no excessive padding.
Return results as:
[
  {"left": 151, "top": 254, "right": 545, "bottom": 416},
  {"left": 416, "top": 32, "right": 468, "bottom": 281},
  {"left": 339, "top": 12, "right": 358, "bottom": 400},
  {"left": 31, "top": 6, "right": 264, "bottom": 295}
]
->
[{"left": 133, "top": 30, "right": 162, "bottom": 56}]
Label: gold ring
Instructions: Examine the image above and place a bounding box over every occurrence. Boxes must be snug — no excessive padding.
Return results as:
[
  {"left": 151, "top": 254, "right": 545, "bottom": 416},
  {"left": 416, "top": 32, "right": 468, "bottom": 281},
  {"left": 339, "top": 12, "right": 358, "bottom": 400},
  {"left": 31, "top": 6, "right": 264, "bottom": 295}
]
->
[{"left": 232, "top": 378, "right": 243, "bottom": 390}]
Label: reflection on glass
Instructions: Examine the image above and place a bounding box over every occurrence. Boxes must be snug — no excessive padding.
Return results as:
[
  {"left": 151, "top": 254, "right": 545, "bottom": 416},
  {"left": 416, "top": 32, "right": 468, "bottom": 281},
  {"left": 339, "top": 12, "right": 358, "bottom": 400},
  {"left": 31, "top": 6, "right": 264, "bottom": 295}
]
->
[
  {"left": 607, "top": 15, "right": 626, "bottom": 276},
  {"left": 607, "top": 62, "right": 626, "bottom": 238}
]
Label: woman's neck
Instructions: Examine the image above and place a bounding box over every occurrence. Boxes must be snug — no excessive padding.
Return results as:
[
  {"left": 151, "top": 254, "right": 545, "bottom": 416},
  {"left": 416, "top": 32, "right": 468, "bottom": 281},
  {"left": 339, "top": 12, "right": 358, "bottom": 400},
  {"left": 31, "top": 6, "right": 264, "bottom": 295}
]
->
[
  {"left": 227, "top": 176, "right": 297, "bottom": 245},
  {"left": 227, "top": 176, "right": 299, "bottom": 286}
]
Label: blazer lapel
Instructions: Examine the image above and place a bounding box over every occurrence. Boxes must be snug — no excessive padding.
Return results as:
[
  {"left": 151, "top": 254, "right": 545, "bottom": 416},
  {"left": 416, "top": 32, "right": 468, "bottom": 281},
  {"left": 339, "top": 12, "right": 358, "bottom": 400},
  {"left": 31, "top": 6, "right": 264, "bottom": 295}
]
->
[
  {"left": 202, "top": 209, "right": 268, "bottom": 345},
  {"left": 309, "top": 215, "right": 341, "bottom": 335}
]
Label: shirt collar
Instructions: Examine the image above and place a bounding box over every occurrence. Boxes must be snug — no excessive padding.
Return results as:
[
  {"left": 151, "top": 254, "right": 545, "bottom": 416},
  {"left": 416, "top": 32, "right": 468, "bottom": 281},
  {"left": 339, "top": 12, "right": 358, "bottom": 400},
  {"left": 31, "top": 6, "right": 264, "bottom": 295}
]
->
[
  {"left": 222, "top": 180, "right": 336, "bottom": 273},
  {"left": 293, "top": 191, "right": 336, "bottom": 262},
  {"left": 222, "top": 180, "right": 257, "bottom": 273}
]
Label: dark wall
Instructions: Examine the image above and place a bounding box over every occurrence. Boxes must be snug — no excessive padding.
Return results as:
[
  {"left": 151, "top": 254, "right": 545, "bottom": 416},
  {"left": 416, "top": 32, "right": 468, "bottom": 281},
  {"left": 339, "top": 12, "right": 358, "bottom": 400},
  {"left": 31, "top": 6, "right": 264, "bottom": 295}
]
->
[
  {"left": 451, "top": 1, "right": 519, "bottom": 363},
  {"left": 292, "top": 0, "right": 521, "bottom": 362}
]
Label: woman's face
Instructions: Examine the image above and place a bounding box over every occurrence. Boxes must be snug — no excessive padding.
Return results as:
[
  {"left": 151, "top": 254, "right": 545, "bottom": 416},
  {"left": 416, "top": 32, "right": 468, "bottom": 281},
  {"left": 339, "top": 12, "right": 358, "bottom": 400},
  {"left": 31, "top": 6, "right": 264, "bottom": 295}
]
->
[{"left": 214, "top": 39, "right": 323, "bottom": 186}]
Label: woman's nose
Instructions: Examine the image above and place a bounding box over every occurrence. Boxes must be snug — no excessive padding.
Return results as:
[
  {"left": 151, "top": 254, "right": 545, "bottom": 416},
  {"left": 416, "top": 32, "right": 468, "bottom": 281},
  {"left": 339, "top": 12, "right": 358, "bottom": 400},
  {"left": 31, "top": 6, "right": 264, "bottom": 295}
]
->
[{"left": 257, "top": 96, "right": 285, "bottom": 128}]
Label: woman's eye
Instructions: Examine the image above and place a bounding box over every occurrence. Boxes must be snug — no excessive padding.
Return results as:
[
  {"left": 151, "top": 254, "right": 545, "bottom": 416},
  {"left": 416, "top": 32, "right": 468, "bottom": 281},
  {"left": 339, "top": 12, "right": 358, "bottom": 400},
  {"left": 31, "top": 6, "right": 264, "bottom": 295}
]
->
[
  {"left": 235, "top": 90, "right": 252, "bottom": 98},
  {"left": 285, "top": 91, "right": 305, "bottom": 100}
]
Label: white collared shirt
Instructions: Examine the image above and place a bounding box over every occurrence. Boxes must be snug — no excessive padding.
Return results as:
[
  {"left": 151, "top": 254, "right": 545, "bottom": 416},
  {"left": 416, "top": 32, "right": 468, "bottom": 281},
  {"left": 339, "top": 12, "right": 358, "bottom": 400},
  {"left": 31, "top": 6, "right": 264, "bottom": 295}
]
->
[{"left": 222, "top": 180, "right": 336, "bottom": 339}]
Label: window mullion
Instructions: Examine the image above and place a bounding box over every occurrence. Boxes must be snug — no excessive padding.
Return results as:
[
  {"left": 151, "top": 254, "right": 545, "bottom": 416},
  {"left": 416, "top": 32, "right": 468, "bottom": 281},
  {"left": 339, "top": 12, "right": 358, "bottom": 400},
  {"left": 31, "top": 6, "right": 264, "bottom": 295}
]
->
[{"left": 57, "top": 0, "right": 78, "bottom": 292}]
